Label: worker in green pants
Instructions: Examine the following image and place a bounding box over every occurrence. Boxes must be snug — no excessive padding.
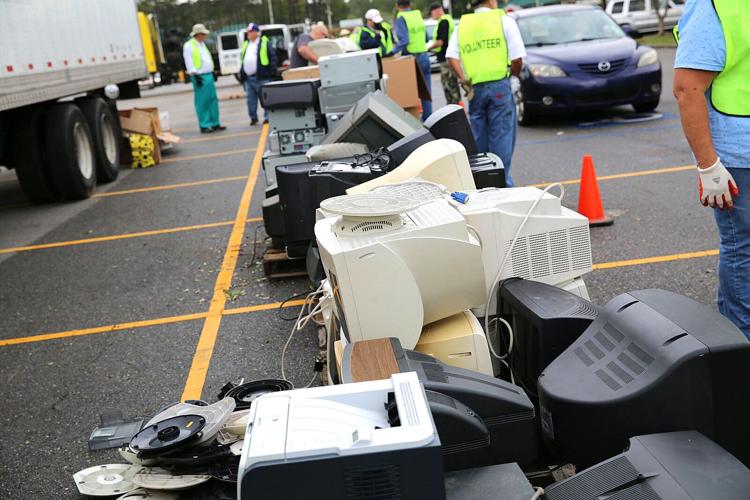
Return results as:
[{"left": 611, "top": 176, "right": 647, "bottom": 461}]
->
[{"left": 182, "top": 24, "right": 226, "bottom": 134}]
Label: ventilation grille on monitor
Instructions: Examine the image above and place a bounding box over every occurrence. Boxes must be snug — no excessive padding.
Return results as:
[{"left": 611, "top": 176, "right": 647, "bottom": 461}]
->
[
  {"left": 505, "top": 225, "right": 592, "bottom": 281},
  {"left": 397, "top": 379, "right": 420, "bottom": 426},
  {"left": 441, "top": 436, "right": 491, "bottom": 455},
  {"left": 545, "top": 455, "right": 660, "bottom": 500},
  {"left": 573, "top": 323, "right": 656, "bottom": 392},
  {"left": 335, "top": 215, "right": 404, "bottom": 236},
  {"left": 371, "top": 181, "right": 446, "bottom": 203},
  {"left": 344, "top": 464, "right": 403, "bottom": 500}
]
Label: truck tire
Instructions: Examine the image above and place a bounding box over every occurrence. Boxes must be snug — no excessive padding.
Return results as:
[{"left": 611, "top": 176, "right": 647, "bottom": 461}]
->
[
  {"left": 10, "top": 106, "right": 60, "bottom": 203},
  {"left": 78, "top": 96, "right": 120, "bottom": 183},
  {"left": 46, "top": 104, "right": 97, "bottom": 200}
]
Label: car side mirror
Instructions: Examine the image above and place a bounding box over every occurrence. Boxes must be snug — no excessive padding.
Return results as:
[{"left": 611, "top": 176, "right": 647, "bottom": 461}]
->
[{"left": 620, "top": 23, "right": 642, "bottom": 39}]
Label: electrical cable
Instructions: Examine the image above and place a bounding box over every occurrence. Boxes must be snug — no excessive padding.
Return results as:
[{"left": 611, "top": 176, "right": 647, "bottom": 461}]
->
[
  {"left": 481, "top": 183, "right": 565, "bottom": 385},
  {"left": 530, "top": 486, "right": 545, "bottom": 500},
  {"left": 280, "top": 284, "right": 325, "bottom": 387},
  {"left": 466, "top": 223, "right": 483, "bottom": 248},
  {"left": 278, "top": 290, "right": 315, "bottom": 321}
]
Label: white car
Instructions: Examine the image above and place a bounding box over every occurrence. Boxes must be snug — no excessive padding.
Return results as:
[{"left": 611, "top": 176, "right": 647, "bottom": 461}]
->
[{"left": 606, "top": 0, "right": 684, "bottom": 34}]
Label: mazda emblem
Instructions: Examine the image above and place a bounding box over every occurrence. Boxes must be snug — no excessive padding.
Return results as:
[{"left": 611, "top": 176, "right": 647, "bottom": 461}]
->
[{"left": 598, "top": 61, "right": 612, "bottom": 72}]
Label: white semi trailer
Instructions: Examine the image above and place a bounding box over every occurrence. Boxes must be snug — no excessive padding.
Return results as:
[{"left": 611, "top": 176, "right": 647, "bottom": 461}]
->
[{"left": 0, "top": 0, "right": 148, "bottom": 202}]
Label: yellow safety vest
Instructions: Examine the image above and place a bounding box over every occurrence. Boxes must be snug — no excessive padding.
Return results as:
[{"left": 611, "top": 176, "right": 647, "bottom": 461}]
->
[
  {"left": 188, "top": 38, "right": 204, "bottom": 70},
  {"left": 241, "top": 36, "right": 270, "bottom": 67},
  {"left": 458, "top": 9, "right": 509, "bottom": 84},
  {"left": 382, "top": 21, "right": 395, "bottom": 53},
  {"left": 397, "top": 10, "right": 427, "bottom": 54},
  {"left": 711, "top": 0, "right": 750, "bottom": 116},
  {"left": 432, "top": 14, "right": 455, "bottom": 53}
]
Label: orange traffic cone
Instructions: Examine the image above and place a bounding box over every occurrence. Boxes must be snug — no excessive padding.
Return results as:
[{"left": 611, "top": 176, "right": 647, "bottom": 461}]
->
[{"left": 578, "top": 155, "right": 613, "bottom": 227}]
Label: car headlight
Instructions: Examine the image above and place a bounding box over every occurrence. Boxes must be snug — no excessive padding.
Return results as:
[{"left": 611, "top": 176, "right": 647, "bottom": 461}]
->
[
  {"left": 528, "top": 64, "right": 567, "bottom": 78},
  {"left": 637, "top": 48, "right": 659, "bottom": 68}
]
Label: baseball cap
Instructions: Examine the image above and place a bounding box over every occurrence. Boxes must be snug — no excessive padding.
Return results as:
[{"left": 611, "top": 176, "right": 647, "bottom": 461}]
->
[
  {"left": 365, "top": 9, "right": 384, "bottom": 23},
  {"left": 190, "top": 24, "right": 210, "bottom": 37},
  {"left": 246, "top": 22, "right": 260, "bottom": 32}
]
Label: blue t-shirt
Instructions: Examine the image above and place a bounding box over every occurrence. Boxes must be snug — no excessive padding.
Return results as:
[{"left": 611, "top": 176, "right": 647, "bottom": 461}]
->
[{"left": 674, "top": 0, "right": 750, "bottom": 168}]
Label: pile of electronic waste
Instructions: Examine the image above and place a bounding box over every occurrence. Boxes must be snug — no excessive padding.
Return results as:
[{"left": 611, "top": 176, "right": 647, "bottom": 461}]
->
[{"left": 74, "top": 49, "right": 750, "bottom": 499}]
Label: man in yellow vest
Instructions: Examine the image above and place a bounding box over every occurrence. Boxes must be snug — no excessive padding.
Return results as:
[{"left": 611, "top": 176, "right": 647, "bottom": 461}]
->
[
  {"left": 381, "top": 20, "right": 396, "bottom": 55},
  {"left": 182, "top": 24, "right": 225, "bottom": 133},
  {"left": 352, "top": 9, "right": 387, "bottom": 55},
  {"left": 429, "top": 3, "right": 459, "bottom": 105},
  {"left": 446, "top": 0, "right": 525, "bottom": 186},
  {"left": 391, "top": 0, "right": 432, "bottom": 120},
  {"left": 240, "top": 23, "right": 277, "bottom": 126},
  {"left": 674, "top": 0, "right": 749, "bottom": 339}
]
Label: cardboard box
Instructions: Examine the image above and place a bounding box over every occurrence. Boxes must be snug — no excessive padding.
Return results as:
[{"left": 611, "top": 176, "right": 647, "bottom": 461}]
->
[
  {"left": 405, "top": 105, "right": 421, "bottom": 120},
  {"left": 381, "top": 56, "right": 431, "bottom": 109},
  {"left": 282, "top": 66, "right": 320, "bottom": 81},
  {"left": 118, "top": 109, "right": 162, "bottom": 164},
  {"left": 126, "top": 107, "right": 180, "bottom": 145}
]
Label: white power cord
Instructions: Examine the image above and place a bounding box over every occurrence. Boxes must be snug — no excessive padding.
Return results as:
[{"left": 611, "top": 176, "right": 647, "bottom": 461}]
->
[
  {"left": 530, "top": 486, "right": 545, "bottom": 500},
  {"left": 281, "top": 284, "right": 325, "bottom": 388},
  {"left": 482, "top": 183, "right": 565, "bottom": 374}
]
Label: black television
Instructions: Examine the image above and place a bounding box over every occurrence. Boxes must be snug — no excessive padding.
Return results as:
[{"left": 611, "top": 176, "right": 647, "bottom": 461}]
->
[
  {"left": 545, "top": 432, "right": 750, "bottom": 500},
  {"left": 538, "top": 289, "right": 750, "bottom": 468},
  {"left": 499, "top": 278, "right": 599, "bottom": 400}
]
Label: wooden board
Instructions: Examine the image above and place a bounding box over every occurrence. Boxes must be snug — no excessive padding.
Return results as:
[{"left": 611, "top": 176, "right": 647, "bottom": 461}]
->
[
  {"left": 348, "top": 338, "right": 401, "bottom": 383},
  {"left": 262, "top": 248, "right": 307, "bottom": 279}
]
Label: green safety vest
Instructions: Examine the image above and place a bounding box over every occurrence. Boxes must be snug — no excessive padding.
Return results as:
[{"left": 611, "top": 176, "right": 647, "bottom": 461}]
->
[
  {"left": 458, "top": 9, "right": 509, "bottom": 84},
  {"left": 396, "top": 10, "right": 427, "bottom": 54},
  {"left": 352, "top": 26, "right": 385, "bottom": 54},
  {"left": 241, "top": 36, "right": 270, "bottom": 67},
  {"left": 188, "top": 38, "right": 204, "bottom": 70},
  {"left": 431, "top": 14, "right": 455, "bottom": 53},
  {"left": 711, "top": 1, "right": 750, "bottom": 116},
  {"left": 381, "top": 21, "right": 395, "bottom": 53}
]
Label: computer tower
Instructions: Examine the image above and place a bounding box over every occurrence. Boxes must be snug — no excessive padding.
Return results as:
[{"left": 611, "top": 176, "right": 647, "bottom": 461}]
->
[
  {"left": 545, "top": 432, "right": 750, "bottom": 500},
  {"left": 538, "top": 289, "right": 750, "bottom": 468}
]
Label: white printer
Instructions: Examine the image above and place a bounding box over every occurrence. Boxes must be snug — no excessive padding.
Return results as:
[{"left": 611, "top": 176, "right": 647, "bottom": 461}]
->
[{"left": 237, "top": 372, "right": 445, "bottom": 500}]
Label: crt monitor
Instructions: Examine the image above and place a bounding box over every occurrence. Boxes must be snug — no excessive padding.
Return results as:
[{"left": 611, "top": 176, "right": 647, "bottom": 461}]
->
[
  {"left": 546, "top": 432, "right": 750, "bottom": 500},
  {"left": 423, "top": 104, "right": 478, "bottom": 155},
  {"left": 347, "top": 139, "right": 476, "bottom": 194},
  {"left": 315, "top": 195, "right": 486, "bottom": 349},
  {"left": 538, "top": 289, "right": 750, "bottom": 468}
]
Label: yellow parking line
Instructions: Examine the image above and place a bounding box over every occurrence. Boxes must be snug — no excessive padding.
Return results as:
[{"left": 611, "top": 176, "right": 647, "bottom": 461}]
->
[
  {"left": 593, "top": 248, "right": 718, "bottom": 270},
  {"left": 0, "top": 298, "right": 304, "bottom": 348},
  {"left": 94, "top": 176, "right": 248, "bottom": 198},
  {"left": 181, "top": 130, "right": 261, "bottom": 144},
  {"left": 529, "top": 165, "right": 694, "bottom": 188},
  {"left": 0, "top": 312, "right": 209, "bottom": 347},
  {"left": 181, "top": 124, "right": 269, "bottom": 402},
  {"left": 0, "top": 246, "right": 721, "bottom": 349},
  {"left": 161, "top": 147, "right": 256, "bottom": 164}
]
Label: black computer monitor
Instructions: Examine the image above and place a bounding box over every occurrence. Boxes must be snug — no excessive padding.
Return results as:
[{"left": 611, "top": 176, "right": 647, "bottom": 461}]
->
[{"left": 538, "top": 289, "right": 750, "bottom": 468}]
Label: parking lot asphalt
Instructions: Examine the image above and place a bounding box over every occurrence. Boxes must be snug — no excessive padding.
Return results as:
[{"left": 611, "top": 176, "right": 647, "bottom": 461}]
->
[{"left": 0, "top": 48, "right": 720, "bottom": 498}]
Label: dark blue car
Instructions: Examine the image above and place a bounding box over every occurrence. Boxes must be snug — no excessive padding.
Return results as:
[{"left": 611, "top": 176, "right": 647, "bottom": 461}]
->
[{"left": 510, "top": 5, "right": 662, "bottom": 125}]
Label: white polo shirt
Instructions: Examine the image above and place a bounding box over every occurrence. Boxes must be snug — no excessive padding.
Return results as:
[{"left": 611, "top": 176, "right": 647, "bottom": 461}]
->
[
  {"left": 242, "top": 38, "right": 260, "bottom": 76},
  {"left": 446, "top": 8, "right": 526, "bottom": 62}
]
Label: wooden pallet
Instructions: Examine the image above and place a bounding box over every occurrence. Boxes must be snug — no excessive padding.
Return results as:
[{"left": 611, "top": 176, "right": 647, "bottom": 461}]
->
[{"left": 262, "top": 248, "right": 307, "bottom": 279}]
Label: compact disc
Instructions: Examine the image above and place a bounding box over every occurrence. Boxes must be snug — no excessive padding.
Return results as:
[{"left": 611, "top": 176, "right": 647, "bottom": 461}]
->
[
  {"left": 132, "top": 467, "right": 211, "bottom": 491},
  {"left": 144, "top": 398, "right": 235, "bottom": 445},
  {"left": 116, "top": 488, "right": 179, "bottom": 499},
  {"left": 225, "top": 380, "right": 292, "bottom": 410},
  {"left": 130, "top": 415, "right": 205, "bottom": 457},
  {"left": 119, "top": 446, "right": 161, "bottom": 466},
  {"left": 73, "top": 464, "right": 141, "bottom": 497},
  {"left": 159, "top": 441, "right": 231, "bottom": 466}
]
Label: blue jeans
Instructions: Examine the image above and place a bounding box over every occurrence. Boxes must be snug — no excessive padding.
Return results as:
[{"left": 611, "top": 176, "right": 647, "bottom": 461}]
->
[
  {"left": 415, "top": 52, "right": 432, "bottom": 121},
  {"left": 714, "top": 167, "right": 750, "bottom": 340},
  {"left": 468, "top": 79, "right": 517, "bottom": 187},
  {"left": 245, "top": 75, "right": 269, "bottom": 121}
]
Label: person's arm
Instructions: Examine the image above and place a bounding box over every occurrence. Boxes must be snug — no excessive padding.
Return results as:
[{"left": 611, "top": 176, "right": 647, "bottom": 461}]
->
[
  {"left": 297, "top": 43, "right": 319, "bottom": 64},
  {"left": 268, "top": 39, "right": 278, "bottom": 69},
  {"left": 673, "top": 69, "right": 718, "bottom": 168},
  {"left": 391, "top": 17, "right": 410, "bottom": 55},
  {"left": 434, "top": 18, "right": 449, "bottom": 48},
  {"left": 445, "top": 28, "right": 463, "bottom": 79},
  {"left": 502, "top": 16, "right": 525, "bottom": 78},
  {"left": 359, "top": 30, "right": 382, "bottom": 51}
]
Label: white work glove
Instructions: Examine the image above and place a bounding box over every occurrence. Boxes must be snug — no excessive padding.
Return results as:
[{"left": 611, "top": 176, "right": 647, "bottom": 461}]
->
[
  {"left": 510, "top": 76, "right": 521, "bottom": 94},
  {"left": 698, "top": 158, "right": 740, "bottom": 209}
]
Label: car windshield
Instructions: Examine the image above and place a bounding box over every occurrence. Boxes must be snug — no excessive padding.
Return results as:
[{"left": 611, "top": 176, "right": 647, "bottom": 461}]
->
[{"left": 517, "top": 9, "right": 625, "bottom": 46}]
